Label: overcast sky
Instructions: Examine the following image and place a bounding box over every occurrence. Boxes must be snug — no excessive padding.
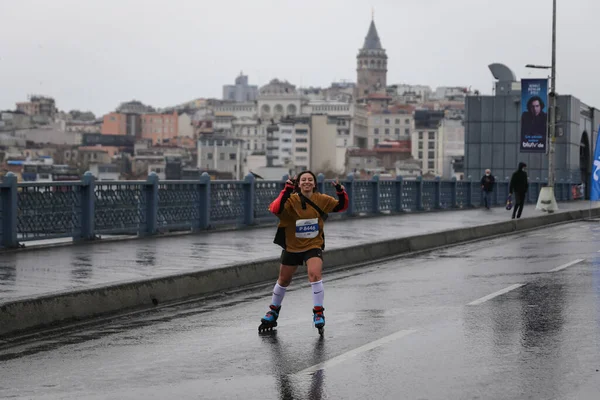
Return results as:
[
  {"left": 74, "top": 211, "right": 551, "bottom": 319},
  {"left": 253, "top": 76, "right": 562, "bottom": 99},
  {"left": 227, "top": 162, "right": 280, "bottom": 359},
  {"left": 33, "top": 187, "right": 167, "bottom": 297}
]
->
[{"left": 1, "top": 0, "right": 598, "bottom": 117}]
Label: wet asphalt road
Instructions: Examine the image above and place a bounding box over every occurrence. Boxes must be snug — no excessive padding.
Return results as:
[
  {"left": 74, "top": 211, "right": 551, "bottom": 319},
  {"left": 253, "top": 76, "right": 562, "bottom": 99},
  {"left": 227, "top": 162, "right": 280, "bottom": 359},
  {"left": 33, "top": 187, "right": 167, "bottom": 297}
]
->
[
  {"left": 1, "top": 202, "right": 593, "bottom": 301},
  {"left": 1, "top": 221, "right": 600, "bottom": 399}
]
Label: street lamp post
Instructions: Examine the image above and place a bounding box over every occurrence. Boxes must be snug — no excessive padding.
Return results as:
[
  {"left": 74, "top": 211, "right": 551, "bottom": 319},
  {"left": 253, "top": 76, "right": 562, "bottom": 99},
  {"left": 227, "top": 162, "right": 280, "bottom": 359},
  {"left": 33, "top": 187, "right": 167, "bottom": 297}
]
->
[
  {"left": 548, "top": 0, "right": 557, "bottom": 189},
  {"left": 526, "top": 0, "right": 558, "bottom": 213}
]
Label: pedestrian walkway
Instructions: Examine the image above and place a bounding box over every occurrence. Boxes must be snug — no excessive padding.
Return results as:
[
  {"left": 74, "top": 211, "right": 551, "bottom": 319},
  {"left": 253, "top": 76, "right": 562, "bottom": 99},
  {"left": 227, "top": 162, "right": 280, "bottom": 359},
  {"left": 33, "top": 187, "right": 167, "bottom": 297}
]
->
[{"left": 0, "top": 202, "right": 596, "bottom": 302}]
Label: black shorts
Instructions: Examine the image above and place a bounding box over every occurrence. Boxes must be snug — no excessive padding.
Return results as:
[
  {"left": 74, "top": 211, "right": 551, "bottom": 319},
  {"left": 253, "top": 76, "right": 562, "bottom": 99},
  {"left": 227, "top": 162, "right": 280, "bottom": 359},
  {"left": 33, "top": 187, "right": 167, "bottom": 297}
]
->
[{"left": 281, "top": 248, "right": 323, "bottom": 266}]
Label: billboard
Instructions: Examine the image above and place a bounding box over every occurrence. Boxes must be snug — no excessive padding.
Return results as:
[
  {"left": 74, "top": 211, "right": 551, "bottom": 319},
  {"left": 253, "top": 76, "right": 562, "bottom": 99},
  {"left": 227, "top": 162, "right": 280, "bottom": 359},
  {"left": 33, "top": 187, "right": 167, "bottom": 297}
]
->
[{"left": 520, "top": 78, "right": 549, "bottom": 153}]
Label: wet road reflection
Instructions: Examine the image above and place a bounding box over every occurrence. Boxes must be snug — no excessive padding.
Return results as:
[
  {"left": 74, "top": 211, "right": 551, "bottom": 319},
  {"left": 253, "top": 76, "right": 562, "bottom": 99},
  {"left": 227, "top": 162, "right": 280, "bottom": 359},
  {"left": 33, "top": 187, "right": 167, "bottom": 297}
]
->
[{"left": 1, "top": 220, "right": 600, "bottom": 399}]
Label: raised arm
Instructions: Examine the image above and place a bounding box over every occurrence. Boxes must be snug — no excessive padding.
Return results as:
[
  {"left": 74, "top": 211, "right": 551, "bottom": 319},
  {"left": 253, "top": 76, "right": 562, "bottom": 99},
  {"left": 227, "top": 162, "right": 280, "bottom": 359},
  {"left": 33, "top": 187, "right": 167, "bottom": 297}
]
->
[{"left": 269, "top": 178, "right": 296, "bottom": 215}]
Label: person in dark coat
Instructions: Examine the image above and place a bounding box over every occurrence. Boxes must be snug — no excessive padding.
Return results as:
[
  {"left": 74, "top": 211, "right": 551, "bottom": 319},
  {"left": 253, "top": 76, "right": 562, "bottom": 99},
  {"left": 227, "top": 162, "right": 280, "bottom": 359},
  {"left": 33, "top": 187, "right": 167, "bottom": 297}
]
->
[
  {"left": 509, "top": 162, "right": 528, "bottom": 219},
  {"left": 480, "top": 169, "right": 495, "bottom": 209}
]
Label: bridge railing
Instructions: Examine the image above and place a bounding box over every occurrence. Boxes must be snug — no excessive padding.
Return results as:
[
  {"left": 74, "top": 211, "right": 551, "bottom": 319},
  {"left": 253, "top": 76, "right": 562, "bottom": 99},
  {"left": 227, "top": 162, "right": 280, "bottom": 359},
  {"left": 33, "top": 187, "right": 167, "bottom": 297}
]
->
[{"left": 0, "top": 171, "right": 578, "bottom": 248}]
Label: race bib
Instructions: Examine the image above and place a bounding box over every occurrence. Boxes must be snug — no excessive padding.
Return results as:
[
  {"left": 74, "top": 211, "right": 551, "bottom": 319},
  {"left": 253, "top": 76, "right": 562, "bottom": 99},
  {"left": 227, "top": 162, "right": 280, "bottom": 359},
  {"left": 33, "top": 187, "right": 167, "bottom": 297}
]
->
[{"left": 296, "top": 218, "right": 319, "bottom": 239}]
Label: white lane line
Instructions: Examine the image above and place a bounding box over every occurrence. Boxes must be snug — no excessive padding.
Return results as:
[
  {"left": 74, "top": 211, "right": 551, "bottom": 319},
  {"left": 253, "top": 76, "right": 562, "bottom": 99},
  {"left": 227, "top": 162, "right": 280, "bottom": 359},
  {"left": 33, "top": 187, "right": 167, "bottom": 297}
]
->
[
  {"left": 548, "top": 259, "right": 585, "bottom": 272},
  {"left": 296, "top": 329, "right": 417, "bottom": 375},
  {"left": 467, "top": 284, "right": 525, "bottom": 306}
]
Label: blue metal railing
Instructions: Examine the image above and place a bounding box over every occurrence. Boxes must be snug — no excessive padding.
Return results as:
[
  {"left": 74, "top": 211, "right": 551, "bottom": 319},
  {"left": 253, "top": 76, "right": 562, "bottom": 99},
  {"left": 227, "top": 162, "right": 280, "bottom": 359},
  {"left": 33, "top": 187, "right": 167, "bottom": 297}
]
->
[{"left": 0, "top": 171, "right": 579, "bottom": 248}]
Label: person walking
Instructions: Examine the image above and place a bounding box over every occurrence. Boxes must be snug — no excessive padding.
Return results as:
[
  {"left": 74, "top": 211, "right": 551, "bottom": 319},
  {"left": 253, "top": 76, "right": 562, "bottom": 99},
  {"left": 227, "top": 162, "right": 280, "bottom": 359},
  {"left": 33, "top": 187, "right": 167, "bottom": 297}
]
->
[
  {"left": 258, "top": 170, "right": 349, "bottom": 335},
  {"left": 509, "top": 162, "right": 528, "bottom": 219},
  {"left": 480, "top": 169, "right": 495, "bottom": 209}
]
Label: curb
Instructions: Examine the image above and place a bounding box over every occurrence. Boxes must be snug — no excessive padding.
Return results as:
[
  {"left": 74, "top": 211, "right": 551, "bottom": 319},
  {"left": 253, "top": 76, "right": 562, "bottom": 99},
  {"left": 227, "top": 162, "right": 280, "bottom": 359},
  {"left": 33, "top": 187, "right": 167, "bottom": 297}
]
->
[{"left": 1, "top": 207, "right": 598, "bottom": 339}]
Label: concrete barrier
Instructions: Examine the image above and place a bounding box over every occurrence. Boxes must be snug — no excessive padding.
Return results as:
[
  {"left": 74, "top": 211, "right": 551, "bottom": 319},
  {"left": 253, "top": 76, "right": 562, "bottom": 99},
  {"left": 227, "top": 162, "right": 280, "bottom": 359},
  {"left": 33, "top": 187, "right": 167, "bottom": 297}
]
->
[{"left": 1, "top": 207, "right": 599, "bottom": 339}]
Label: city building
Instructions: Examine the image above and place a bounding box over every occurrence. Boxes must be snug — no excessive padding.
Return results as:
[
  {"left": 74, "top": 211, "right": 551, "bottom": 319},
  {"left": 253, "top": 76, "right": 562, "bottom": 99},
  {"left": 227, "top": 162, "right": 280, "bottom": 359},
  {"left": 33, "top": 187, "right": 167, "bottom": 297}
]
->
[
  {"left": 412, "top": 110, "right": 445, "bottom": 175},
  {"left": 197, "top": 136, "right": 244, "bottom": 179},
  {"left": 258, "top": 79, "right": 302, "bottom": 120},
  {"left": 465, "top": 63, "right": 600, "bottom": 195},
  {"left": 223, "top": 72, "right": 258, "bottom": 102},
  {"left": 438, "top": 118, "right": 465, "bottom": 179},
  {"left": 368, "top": 109, "right": 413, "bottom": 149},
  {"left": 177, "top": 112, "right": 194, "bottom": 138},
  {"left": 141, "top": 111, "right": 179, "bottom": 145},
  {"left": 16, "top": 95, "right": 57, "bottom": 118},
  {"left": 0, "top": 110, "right": 33, "bottom": 131},
  {"left": 101, "top": 113, "right": 142, "bottom": 138}
]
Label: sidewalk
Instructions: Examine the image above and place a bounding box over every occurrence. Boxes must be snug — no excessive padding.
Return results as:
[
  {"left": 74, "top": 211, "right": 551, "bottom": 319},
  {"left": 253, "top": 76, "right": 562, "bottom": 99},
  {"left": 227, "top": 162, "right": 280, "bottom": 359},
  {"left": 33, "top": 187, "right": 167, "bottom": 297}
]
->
[{"left": 0, "top": 202, "right": 595, "bottom": 302}]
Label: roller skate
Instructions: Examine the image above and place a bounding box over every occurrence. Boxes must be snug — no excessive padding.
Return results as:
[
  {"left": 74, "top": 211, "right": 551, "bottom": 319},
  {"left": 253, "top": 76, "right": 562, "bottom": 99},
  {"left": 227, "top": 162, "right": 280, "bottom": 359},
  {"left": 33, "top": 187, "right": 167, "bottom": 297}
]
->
[
  {"left": 313, "top": 306, "right": 325, "bottom": 336},
  {"left": 258, "top": 304, "right": 281, "bottom": 333}
]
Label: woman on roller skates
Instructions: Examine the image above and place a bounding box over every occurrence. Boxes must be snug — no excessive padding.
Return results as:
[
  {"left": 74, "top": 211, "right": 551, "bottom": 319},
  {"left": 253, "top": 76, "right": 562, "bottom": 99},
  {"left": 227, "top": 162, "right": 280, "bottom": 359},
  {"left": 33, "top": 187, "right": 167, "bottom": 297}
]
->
[{"left": 258, "top": 170, "right": 349, "bottom": 335}]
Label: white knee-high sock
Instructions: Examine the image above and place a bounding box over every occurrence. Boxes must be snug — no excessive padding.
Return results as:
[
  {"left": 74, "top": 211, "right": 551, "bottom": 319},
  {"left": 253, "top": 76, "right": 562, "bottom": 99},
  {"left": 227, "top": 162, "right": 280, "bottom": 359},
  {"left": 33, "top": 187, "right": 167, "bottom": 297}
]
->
[
  {"left": 311, "top": 280, "right": 324, "bottom": 307},
  {"left": 271, "top": 282, "right": 287, "bottom": 306}
]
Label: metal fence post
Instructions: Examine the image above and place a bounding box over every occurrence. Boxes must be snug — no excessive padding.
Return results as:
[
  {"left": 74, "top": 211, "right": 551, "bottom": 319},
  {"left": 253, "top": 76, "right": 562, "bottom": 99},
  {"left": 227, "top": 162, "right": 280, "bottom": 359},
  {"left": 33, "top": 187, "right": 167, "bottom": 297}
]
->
[
  {"left": 394, "top": 175, "right": 404, "bottom": 213},
  {"left": 317, "top": 173, "right": 325, "bottom": 193},
  {"left": 371, "top": 174, "right": 380, "bottom": 214},
  {"left": 451, "top": 177, "right": 458, "bottom": 208},
  {"left": 196, "top": 172, "right": 211, "bottom": 231},
  {"left": 77, "top": 171, "right": 96, "bottom": 241},
  {"left": 434, "top": 176, "right": 441, "bottom": 209},
  {"left": 467, "top": 177, "right": 473, "bottom": 208},
  {"left": 0, "top": 172, "right": 18, "bottom": 248},
  {"left": 416, "top": 176, "right": 423, "bottom": 211},
  {"left": 345, "top": 173, "right": 355, "bottom": 216},
  {"left": 243, "top": 173, "right": 255, "bottom": 226},
  {"left": 144, "top": 172, "right": 159, "bottom": 236},
  {"left": 493, "top": 177, "right": 499, "bottom": 206}
]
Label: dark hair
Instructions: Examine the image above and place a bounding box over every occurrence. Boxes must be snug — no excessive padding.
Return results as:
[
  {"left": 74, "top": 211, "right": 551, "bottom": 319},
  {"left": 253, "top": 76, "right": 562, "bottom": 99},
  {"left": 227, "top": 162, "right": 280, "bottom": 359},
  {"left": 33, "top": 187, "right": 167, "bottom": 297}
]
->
[
  {"left": 295, "top": 170, "right": 318, "bottom": 193},
  {"left": 527, "top": 96, "right": 545, "bottom": 113}
]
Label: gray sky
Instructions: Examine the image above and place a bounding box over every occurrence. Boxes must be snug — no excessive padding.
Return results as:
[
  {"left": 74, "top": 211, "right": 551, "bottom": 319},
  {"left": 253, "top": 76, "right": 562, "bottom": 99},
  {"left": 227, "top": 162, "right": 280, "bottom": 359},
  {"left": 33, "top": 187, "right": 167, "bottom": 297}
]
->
[{"left": 1, "top": 0, "right": 599, "bottom": 117}]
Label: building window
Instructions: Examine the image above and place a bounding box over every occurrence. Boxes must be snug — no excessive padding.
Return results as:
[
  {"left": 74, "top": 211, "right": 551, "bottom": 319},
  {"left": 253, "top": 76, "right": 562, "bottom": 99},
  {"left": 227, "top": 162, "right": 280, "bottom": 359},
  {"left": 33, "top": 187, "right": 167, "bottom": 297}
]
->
[
  {"left": 385, "top": 129, "right": 390, "bottom": 135},
  {"left": 374, "top": 139, "right": 379, "bottom": 146},
  {"left": 220, "top": 153, "right": 225, "bottom": 160},
  {"left": 418, "top": 142, "right": 423, "bottom": 150},
  {"left": 428, "top": 161, "right": 435, "bottom": 169},
  {"left": 419, "top": 132, "right": 423, "bottom": 139},
  {"left": 395, "top": 119, "right": 400, "bottom": 124},
  {"left": 385, "top": 119, "right": 390, "bottom": 124},
  {"left": 395, "top": 128, "right": 400, "bottom": 135},
  {"left": 418, "top": 151, "right": 423, "bottom": 159},
  {"left": 207, "top": 153, "right": 213, "bottom": 160},
  {"left": 405, "top": 128, "right": 410, "bottom": 134},
  {"left": 229, "top": 153, "right": 236, "bottom": 160},
  {"left": 428, "top": 142, "right": 435, "bottom": 150},
  {"left": 428, "top": 132, "right": 435, "bottom": 140},
  {"left": 374, "top": 128, "right": 379, "bottom": 135},
  {"left": 405, "top": 119, "right": 410, "bottom": 124},
  {"left": 296, "top": 138, "right": 308, "bottom": 143},
  {"left": 296, "top": 147, "right": 308, "bottom": 152},
  {"left": 428, "top": 151, "right": 435, "bottom": 159}
]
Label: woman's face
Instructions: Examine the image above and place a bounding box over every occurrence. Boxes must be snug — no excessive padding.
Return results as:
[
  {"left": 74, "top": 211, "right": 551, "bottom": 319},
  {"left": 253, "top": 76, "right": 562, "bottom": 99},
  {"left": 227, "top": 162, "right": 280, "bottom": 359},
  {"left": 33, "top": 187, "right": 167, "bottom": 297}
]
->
[{"left": 298, "top": 173, "right": 315, "bottom": 192}]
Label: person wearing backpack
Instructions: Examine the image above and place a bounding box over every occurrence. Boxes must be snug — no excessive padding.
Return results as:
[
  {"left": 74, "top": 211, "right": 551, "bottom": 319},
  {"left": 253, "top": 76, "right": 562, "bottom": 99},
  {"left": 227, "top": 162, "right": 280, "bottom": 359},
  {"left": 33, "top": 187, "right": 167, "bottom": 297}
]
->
[{"left": 258, "top": 170, "right": 349, "bottom": 334}]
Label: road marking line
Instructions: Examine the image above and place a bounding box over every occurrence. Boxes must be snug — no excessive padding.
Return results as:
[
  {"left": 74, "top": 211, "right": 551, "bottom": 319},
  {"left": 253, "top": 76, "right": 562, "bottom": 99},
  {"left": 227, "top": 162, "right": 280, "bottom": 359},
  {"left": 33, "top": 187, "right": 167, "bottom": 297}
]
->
[
  {"left": 548, "top": 259, "right": 585, "bottom": 272},
  {"left": 467, "top": 284, "right": 525, "bottom": 306},
  {"left": 296, "top": 329, "right": 417, "bottom": 375}
]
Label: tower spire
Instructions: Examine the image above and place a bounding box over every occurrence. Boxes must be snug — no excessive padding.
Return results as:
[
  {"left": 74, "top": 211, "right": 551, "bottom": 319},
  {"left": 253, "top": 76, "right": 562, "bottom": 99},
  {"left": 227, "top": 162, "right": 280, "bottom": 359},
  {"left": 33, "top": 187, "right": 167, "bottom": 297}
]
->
[{"left": 372, "top": 7, "right": 374, "bottom": 21}]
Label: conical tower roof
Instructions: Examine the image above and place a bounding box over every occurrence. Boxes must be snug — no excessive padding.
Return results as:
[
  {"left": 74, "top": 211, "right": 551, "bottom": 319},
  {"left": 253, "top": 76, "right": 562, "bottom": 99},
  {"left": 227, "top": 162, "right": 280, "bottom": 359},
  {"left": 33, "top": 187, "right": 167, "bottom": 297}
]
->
[{"left": 362, "top": 20, "right": 382, "bottom": 50}]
